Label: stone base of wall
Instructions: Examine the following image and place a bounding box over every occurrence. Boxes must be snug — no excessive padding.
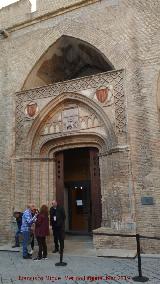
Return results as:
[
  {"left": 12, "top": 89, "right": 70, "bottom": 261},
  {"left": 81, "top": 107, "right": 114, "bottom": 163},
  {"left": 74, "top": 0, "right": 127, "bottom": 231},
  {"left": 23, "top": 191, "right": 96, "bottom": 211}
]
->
[
  {"left": 93, "top": 227, "right": 137, "bottom": 251},
  {"left": 140, "top": 239, "right": 160, "bottom": 254},
  {"left": 93, "top": 227, "right": 160, "bottom": 254}
]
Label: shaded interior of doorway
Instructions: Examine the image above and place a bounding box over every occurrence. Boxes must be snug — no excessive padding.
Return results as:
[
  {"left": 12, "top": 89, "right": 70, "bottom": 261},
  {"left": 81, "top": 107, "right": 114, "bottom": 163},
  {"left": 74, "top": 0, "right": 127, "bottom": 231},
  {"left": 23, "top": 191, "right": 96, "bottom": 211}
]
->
[
  {"left": 23, "top": 35, "right": 113, "bottom": 89},
  {"left": 63, "top": 148, "right": 91, "bottom": 234}
]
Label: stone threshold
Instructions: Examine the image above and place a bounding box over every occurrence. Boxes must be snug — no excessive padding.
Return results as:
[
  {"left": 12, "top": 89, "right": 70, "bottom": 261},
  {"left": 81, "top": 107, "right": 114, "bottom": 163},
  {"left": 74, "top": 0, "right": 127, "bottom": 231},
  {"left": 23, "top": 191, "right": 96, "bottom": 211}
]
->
[{"left": 0, "top": 244, "right": 20, "bottom": 252}]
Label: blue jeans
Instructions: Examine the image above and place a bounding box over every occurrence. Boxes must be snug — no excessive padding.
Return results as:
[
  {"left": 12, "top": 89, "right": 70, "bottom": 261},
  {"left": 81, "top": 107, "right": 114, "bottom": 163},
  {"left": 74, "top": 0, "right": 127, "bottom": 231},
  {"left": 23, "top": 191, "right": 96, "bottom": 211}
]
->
[{"left": 22, "top": 231, "right": 30, "bottom": 257}]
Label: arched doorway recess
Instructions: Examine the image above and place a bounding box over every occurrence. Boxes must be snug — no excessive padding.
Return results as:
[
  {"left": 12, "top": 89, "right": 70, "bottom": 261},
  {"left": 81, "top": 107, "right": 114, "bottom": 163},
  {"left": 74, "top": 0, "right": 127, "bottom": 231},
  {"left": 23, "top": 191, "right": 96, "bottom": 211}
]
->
[{"left": 23, "top": 35, "right": 114, "bottom": 90}]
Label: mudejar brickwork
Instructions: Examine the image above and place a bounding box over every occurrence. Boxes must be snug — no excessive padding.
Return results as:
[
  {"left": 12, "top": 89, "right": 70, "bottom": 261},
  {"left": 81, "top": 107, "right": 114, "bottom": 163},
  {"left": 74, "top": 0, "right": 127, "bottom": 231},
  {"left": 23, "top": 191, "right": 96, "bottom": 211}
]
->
[{"left": 0, "top": 0, "right": 160, "bottom": 253}]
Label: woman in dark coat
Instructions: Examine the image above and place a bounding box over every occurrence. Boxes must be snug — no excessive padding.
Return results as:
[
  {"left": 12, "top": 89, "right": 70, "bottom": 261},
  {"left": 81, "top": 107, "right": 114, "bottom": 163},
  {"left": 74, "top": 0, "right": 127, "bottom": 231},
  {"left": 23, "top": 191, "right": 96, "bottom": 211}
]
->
[{"left": 34, "top": 205, "right": 49, "bottom": 260}]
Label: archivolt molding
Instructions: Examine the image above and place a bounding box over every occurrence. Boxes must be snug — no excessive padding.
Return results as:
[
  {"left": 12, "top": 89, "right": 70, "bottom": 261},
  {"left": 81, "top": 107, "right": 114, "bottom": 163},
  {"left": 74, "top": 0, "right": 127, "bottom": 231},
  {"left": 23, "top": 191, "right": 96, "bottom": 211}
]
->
[
  {"left": 39, "top": 133, "right": 106, "bottom": 158},
  {"left": 24, "top": 92, "right": 117, "bottom": 154}
]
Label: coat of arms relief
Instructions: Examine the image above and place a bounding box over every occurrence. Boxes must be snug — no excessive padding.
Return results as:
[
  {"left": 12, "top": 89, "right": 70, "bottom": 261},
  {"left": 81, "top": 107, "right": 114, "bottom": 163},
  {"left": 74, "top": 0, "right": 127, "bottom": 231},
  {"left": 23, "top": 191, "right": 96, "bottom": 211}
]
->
[
  {"left": 25, "top": 102, "right": 38, "bottom": 118},
  {"left": 94, "top": 85, "right": 114, "bottom": 106}
]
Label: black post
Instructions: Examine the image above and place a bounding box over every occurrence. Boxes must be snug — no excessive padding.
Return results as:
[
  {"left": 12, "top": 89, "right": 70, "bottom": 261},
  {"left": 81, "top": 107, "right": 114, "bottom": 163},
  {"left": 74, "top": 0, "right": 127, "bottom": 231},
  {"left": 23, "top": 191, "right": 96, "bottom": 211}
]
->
[
  {"left": 132, "top": 234, "right": 149, "bottom": 282},
  {"left": 55, "top": 234, "right": 67, "bottom": 266},
  {"left": 137, "top": 233, "right": 142, "bottom": 277},
  {"left": 55, "top": 249, "right": 67, "bottom": 266},
  {"left": 60, "top": 250, "right": 63, "bottom": 263}
]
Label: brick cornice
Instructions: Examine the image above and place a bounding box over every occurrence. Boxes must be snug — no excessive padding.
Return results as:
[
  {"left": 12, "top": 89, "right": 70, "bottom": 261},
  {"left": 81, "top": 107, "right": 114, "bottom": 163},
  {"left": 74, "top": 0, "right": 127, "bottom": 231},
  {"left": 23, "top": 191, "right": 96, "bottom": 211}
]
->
[{"left": 7, "top": 0, "right": 101, "bottom": 33}]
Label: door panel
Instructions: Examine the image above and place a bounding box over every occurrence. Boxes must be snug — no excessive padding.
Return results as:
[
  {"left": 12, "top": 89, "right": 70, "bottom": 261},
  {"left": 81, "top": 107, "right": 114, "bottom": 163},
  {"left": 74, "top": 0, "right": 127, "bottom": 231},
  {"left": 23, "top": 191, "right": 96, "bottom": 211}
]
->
[
  {"left": 55, "top": 151, "right": 64, "bottom": 206},
  {"left": 90, "top": 148, "right": 102, "bottom": 230}
]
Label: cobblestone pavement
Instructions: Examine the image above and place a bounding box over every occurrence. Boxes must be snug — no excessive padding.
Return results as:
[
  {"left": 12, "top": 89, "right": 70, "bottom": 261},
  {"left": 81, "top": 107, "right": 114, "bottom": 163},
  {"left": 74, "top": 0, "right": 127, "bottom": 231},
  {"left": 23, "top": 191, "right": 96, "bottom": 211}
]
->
[{"left": 0, "top": 251, "right": 160, "bottom": 284}]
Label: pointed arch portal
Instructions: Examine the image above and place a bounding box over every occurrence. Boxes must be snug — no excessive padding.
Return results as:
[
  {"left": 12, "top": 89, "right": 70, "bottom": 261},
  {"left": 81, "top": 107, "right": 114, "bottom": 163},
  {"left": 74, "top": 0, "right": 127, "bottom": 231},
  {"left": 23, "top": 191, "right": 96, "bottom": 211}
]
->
[{"left": 14, "top": 35, "right": 136, "bottom": 240}]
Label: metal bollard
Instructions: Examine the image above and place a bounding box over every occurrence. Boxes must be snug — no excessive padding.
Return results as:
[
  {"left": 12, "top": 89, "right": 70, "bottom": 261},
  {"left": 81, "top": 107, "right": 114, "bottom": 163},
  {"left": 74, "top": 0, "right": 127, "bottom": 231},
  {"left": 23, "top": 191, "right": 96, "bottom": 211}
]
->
[
  {"left": 55, "top": 238, "right": 67, "bottom": 266},
  {"left": 55, "top": 249, "right": 67, "bottom": 266},
  {"left": 132, "top": 234, "right": 149, "bottom": 282}
]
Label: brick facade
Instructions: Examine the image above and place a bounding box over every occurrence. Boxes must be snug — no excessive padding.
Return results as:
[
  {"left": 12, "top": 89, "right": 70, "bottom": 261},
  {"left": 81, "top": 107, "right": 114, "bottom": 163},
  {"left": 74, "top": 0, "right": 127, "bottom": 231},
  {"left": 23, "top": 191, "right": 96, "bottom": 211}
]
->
[{"left": 0, "top": 0, "right": 160, "bottom": 253}]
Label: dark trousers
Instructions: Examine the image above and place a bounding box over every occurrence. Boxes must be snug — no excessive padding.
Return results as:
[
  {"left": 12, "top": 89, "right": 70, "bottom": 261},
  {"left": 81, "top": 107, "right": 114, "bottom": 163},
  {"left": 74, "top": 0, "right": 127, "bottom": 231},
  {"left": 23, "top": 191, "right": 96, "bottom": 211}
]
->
[
  {"left": 36, "top": 236, "right": 47, "bottom": 258},
  {"left": 15, "top": 229, "right": 21, "bottom": 246},
  {"left": 30, "top": 233, "right": 34, "bottom": 250},
  {"left": 52, "top": 227, "right": 64, "bottom": 252}
]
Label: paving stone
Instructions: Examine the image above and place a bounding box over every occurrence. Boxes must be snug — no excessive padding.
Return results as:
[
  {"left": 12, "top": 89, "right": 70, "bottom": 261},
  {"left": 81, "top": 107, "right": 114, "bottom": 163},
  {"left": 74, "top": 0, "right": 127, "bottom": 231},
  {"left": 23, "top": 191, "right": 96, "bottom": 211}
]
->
[{"left": 0, "top": 251, "right": 160, "bottom": 284}]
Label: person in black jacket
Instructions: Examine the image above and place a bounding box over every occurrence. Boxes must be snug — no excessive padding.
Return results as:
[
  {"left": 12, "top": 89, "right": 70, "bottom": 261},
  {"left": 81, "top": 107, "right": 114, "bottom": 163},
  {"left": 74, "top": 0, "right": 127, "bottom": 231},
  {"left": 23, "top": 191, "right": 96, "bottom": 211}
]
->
[
  {"left": 12, "top": 211, "right": 23, "bottom": 248},
  {"left": 50, "top": 200, "right": 66, "bottom": 253}
]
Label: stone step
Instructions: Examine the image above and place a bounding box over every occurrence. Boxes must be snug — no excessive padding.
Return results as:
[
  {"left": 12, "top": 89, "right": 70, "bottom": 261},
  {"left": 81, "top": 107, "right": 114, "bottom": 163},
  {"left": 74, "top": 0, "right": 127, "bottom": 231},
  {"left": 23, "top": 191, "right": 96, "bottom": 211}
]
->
[{"left": 96, "top": 248, "right": 137, "bottom": 258}]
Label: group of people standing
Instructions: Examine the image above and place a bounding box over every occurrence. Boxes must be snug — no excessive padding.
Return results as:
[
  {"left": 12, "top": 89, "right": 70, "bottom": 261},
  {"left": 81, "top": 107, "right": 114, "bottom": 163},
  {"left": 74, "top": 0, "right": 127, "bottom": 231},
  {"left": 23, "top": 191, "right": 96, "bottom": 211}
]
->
[{"left": 12, "top": 200, "right": 66, "bottom": 260}]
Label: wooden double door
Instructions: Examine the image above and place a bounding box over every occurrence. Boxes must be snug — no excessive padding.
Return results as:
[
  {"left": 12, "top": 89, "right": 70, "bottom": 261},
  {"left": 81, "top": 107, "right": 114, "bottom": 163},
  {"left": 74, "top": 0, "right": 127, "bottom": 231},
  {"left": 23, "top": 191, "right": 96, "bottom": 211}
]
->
[{"left": 55, "top": 147, "right": 102, "bottom": 233}]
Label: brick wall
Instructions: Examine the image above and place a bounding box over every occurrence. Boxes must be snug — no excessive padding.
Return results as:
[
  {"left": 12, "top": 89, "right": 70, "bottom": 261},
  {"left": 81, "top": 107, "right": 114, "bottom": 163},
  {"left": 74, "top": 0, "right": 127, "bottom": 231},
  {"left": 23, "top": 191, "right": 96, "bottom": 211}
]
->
[
  {"left": 0, "top": 0, "right": 31, "bottom": 29},
  {"left": 0, "top": 0, "right": 160, "bottom": 251}
]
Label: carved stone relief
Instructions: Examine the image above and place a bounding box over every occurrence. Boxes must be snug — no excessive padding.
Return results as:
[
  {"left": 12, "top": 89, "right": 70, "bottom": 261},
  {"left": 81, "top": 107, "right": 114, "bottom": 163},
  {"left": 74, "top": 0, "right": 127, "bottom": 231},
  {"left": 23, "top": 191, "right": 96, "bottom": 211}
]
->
[{"left": 41, "top": 103, "right": 104, "bottom": 136}]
